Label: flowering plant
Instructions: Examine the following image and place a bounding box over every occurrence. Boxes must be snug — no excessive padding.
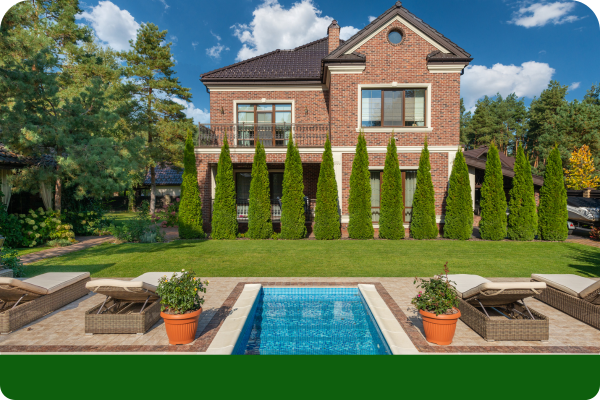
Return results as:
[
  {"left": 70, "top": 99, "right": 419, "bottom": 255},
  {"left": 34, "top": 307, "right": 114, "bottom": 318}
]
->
[
  {"left": 156, "top": 269, "right": 208, "bottom": 315},
  {"left": 152, "top": 198, "right": 179, "bottom": 228},
  {"left": 411, "top": 262, "right": 460, "bottom": 316},
  {"left": 16, "top": 208, "right": 75, "bottom": 247}
]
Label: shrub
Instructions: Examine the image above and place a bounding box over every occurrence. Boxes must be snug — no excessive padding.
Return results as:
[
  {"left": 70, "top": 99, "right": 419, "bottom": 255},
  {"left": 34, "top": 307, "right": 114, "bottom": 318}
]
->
[
  {"left": 412, "top": 262, "right": 459, "bottom": 316},
  {"left": 109, "top": 212, "right": 164, "bottom": 243},
  {"left": 63, "top": 210, "right": 110, "bottom": 236},
  {"left": 247, "top": 141, "right": 273, "bottom": 239},
  {"left": 507, "top": 145, "right": 538, "bottom": 241},
  {"left": 590, "top": 227, "right": 600, "bottom": 241},
  {"left": 314, "top": 134, "right": 341, "bottom": 240},
  {"left": 13, "top": 208, "right": 75, "bottom": 247},
  {"left": 0, "top": 201, "right": 24, "bottom": 247},
  {"left": 479, "top": 143, "right": 507, "bottom": 241},
  {"left": 156, "top": 270, "right": 208, "bottom": 314},
  {"left": 178, "top": 130, "right": 205, "bottom": 239},
  {"left": 444, "top": 150, "right": 473, "bottom": 240},
  {"left": 153, "top": 198, "right": 179, "bottom": 228},
  {"left": 410, "top": 139, "right": 438, "bottom": 239},
  {"left": 348, "top": 131, "right": 374, "bottom": 239},
  {"left": 47, "top": 238, "right": 73, "bottom": 247},
  {"left": 379, "top": 135, "right": 404, "bottom": 240},
  {"left": 538, "top": 146, "right": 568, "bottom": 241},
  {"left": 0, "top": 247, "right": 25, "bottom": 277},
  {"left": 280, "top": 139, "right": 306, "bottom": 239},
  {"left": 211, "top": 135, "right": 238, "bottom": 239}
]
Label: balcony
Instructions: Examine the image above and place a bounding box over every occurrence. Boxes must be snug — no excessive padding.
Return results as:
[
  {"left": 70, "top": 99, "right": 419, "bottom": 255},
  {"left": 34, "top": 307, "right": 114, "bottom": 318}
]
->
[{"left": 198, "top": 123, "right": 330, "bottom": 148}]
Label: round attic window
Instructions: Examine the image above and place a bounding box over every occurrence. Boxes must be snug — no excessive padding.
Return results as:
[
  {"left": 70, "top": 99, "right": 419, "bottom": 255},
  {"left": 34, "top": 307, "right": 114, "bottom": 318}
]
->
[{"left": 388, "top": 30, "right": 403, "bottom": 45}]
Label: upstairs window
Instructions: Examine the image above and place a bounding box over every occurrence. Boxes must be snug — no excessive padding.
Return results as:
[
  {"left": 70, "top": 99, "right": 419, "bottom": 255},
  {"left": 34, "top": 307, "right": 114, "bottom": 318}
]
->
[
  {"left": 237, "top": 104, "right": 292, "bottom": 124},
  {"left": 361, "top": 89, "right": 426, "bottom": 128}
]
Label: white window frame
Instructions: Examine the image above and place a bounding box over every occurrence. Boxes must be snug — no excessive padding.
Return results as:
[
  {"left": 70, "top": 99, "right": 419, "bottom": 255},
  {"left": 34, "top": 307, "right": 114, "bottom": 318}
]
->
[{"left": 356, "top": 83, "right": 432, "bottom": 133}]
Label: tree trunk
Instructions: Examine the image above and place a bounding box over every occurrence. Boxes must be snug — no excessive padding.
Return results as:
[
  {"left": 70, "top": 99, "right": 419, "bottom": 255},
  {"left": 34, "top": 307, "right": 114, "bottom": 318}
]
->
[
  {"left": 150, "top": 165, "right": 156, "bottom": 214},
  {"left": 54, "top": 177, "right": 62, "bottom": 213}
]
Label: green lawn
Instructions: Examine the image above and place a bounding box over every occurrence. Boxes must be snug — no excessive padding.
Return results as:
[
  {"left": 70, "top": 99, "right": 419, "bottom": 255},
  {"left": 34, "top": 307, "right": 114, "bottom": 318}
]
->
[
  {"left": 16, "top": 246, "right": 51, "bottom": 257},
  {"left": 105, "top": 211, "right": 137, "bottom": 226},
  {"left": 22, "top": 239, "right": 600, "bottom": 278}
]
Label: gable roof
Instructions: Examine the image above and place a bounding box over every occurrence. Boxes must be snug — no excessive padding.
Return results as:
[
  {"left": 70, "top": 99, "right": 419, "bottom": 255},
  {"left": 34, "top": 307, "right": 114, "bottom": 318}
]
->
[
  {"left": 143, "top": 166, "right": 183, "bottom": 186},
  {"left": 0, "top": 144, "right": 34, "bottom": 168},
  {"left": 201, "top": 37, "right": 334, "bottom": 82},
  {"left": 463, "top": 146, "right": 544, "bottom": 186},
  {"left": 324, "top": 2, "right": 471, "bottom": 62}
]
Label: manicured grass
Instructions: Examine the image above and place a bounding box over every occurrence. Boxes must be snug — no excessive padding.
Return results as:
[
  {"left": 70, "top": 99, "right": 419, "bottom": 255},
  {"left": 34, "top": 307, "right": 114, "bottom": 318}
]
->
[
  {"left": 22, "top": 239, "right": 600, "bottom": 278},
  {"left": 105, "top": 211, "right": 137, "bottom": 226},
  {"left": 16, "top": 246, "right": 51, "bottom": 257}
]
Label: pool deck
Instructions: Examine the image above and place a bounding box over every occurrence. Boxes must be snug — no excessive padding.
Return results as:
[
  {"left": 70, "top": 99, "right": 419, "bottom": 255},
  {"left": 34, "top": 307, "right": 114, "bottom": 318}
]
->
[{"left": 1, "top": 277, "right": 599, "bottom": 354}]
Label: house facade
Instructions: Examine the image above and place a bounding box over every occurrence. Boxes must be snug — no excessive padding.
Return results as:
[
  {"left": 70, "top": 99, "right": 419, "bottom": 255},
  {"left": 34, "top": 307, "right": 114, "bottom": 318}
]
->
[{"left": 198, "top": 2, "right": 472, "bottom": 235}]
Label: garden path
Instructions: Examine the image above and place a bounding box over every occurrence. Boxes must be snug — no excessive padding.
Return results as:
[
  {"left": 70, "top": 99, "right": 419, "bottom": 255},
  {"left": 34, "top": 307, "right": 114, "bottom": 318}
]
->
[{"left": 20, "top": 236, "right": 114, "bottom": 265}]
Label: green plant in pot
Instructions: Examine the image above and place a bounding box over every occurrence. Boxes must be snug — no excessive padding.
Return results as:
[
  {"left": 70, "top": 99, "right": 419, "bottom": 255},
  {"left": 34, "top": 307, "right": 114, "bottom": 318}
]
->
[
  {"left": 412, "top": 262, "right": 460, "bottom": 345},
  {"left": 157, "top": 269, "right": 208, "bottom": 345}
]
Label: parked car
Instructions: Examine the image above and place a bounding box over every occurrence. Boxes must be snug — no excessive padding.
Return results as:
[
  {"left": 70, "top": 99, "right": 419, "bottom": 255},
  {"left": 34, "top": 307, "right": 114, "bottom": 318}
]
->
[{"left": 567, "top": 197, "right": 600, "bottom": 234}]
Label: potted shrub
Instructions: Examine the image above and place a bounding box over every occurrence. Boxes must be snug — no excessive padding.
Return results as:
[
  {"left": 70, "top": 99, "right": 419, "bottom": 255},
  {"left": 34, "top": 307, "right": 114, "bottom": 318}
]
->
[
  {"left": 412, "top": 262, "right": 461, "bottom": 345},
  {"left": 157, "top": 269, "right": 209, "bottom": 345}
]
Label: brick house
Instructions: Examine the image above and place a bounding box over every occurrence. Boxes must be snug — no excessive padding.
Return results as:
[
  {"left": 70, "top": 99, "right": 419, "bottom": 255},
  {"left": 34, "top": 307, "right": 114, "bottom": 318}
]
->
[{"left": 198, "top": 2, "right": 472, "bottom": 236}]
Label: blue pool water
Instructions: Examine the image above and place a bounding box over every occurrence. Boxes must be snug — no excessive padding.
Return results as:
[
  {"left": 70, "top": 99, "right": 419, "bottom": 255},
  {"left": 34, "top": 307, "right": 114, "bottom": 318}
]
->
[{"left": 233, "top": 288, "right": 391, "bottom": 355}]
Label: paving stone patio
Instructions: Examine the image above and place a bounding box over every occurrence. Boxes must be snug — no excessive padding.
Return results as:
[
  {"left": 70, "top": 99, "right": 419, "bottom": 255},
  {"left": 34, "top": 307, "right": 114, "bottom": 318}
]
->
[{"left": 1, "top": 277, "right": 599, "bottom": 354}]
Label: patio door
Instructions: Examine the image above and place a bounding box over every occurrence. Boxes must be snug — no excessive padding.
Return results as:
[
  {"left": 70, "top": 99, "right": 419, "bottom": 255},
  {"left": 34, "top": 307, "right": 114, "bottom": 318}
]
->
[{"left": 369, "top": 169, "right": 417, "bottom": 223}]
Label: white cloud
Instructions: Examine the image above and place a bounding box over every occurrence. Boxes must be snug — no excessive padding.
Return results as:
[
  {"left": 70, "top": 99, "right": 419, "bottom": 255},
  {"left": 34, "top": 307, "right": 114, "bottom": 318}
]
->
[
  {"left": 368, "top": 16, "right": 377, "bottom": 23},
  {"left": 157, "top": 0, "right": 169, "bottom": 9},
  {"left": 569, "top": 82, "right": 581, "bottom": 90},
  {"left": 231, "top": 0, "right": 360, "bottom": 61},
  {"left": 510, "top": 2, "right": 579, "bottom": 28},
  {"left": 206, "top": 44, "right": 229, "bottom": 59},
  {"left": 170, "top": 35, "right": 178, "bottom": 44},
  {"left": 172, "top": 98, "right": 210, "bottom": 124},
  {"left": 461, "top": 61, "right": 555, "bottom": 111},
  {"left": 77, "top": 1, "right": 140, "bottom": 52},
  {"left": 211, "top": 30, "right": 222, "bottom": 41},
  {"left": 192, "top": 41, "right": 199, "bottom": 50}
]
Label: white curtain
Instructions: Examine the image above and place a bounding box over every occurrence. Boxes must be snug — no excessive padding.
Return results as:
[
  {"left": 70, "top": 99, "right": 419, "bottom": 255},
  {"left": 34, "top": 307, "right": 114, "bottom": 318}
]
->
[
  {"left": 1, "top": 169, "right": 11, "bottom": 208},
  {"left": 40, "top": 182, "right": 53, "bottom": 210}
]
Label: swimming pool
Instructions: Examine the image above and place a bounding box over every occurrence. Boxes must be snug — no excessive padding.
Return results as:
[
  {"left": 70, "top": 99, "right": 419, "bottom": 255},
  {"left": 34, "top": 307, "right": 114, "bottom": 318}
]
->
[{"left": 232, "top": 287, "right": 391, "bottom": 355}]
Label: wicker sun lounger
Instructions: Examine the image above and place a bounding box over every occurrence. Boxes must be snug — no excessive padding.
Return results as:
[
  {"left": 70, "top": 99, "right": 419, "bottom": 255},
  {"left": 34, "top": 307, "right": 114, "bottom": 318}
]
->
[
  {"left": 447, "top": 274, "right": 549, "bottom": 342},
  {"left": 84, "top": 272, "right": 172, "bottom": 335},
  {"left": 531, "top": 274, "right": 600, "bottom": 329},
  {"left": 0, "top": 272, "right": 91, "bottom": 334}
]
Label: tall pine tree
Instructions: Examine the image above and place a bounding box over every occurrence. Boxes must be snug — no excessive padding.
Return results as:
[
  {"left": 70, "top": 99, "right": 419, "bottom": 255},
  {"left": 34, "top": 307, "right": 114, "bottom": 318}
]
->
[
  {"left": 479, "top": 143, "right": 507, "bottom": 240},
  {"left": 507, "top": 144, "right": 538, "bottom": 241},
  {"left": 314, "top": 135, "right": 340, "bottom": 240},
  {"left": 348, "top": 132, "right": 374, "bottom": 239},
  {"left": 247, "top": 142, "right": 273, "bottom": 239},
  {"left": 410, "top": 139, "right": 438, "bottom": 239},
  {"left": 444, "top": 150, "right": 473, "bottom": 240},
  {"left": 280, "top": 139, "right": 306, "bottom": 239},
  {"left": 121, "top": 23, "right": 192, "bottom": 214},
  {"left": 211, "top": 135, "right": 237, "bottom": 239},
  {"left": 379, "top": 135, "right": 404, "bottom": 240},
  {"left": 538, "top": 146, "right": 568, "bottom": 241},
  {"left": 178, "top": 130, "right": 204, "bottom": 239}
]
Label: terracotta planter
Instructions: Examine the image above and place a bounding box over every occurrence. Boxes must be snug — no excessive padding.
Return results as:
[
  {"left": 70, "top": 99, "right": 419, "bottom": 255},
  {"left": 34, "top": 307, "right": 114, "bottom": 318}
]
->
[
  {"left": 161, "top": 308, "right": 202, "bottom": 345},
  {"left": 419, "top": 308, "right": 461, "bottom": 346}
]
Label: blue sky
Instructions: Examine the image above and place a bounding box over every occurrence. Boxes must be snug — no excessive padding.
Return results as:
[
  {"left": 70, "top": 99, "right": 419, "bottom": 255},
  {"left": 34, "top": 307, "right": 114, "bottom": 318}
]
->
[{"left": 74, "top": 0, "right": 600, "bottom": 122}]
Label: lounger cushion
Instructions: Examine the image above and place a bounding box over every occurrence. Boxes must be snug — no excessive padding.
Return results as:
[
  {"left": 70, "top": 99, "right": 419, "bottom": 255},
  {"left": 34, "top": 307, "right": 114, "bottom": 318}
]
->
[
  {"left": 447, "top": 274, "right": 546, "bottom": 299},
  {"left": 131, "top": 272, "right": 179, "bottom": 287},
  {"left": 446, "top": 275, "right": 491, "bottom": 298},
  {"left": 86, "top": 279, "right": 158, "bottom": 293},
  {"left": 23, "top": 272, "right": 90, "bottom": 295},
  {"left": 0, "top": 277, "right": 49, "bottom": 296},
  {"left": 531, "top": 274, "right": 600, "bottom": 299}
]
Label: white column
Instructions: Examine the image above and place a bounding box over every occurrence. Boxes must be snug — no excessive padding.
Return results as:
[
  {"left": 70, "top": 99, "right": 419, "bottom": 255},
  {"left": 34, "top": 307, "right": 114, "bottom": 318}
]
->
[
  {"left": 1, "top": 169, "right": 11, "bottom": 208},
  {"left": 468, "top": 166, "right": 476, "bottom": 211},
  {"left": 447, "top": 150, "right": 457, "bottom": 179},
  {"left": 332, "top": 150, "right": 343, "bottom": 216}
]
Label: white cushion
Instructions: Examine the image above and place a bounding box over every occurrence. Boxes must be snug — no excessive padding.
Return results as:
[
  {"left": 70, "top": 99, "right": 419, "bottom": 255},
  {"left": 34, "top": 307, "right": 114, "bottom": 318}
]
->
[
  {"left": 532, "top": 274, "right": 600, "bottom": 298},
  {"left": 86, "top": 279, "right": 157, "bottom": 293},
  {"left": 447, "top": 274, "right": 545, "bottom": 299},
  {"left": 132, "top": 272, "right": 180, "bottom": 287},
  {"left": 446, "top": 274, "right": 491, "bottom": 297},
  {"left": 0, "top": 277, "right": 49, "bottom": 296},
  {"left": 22, "top": 272, "right": 89, "bottom": 295}
]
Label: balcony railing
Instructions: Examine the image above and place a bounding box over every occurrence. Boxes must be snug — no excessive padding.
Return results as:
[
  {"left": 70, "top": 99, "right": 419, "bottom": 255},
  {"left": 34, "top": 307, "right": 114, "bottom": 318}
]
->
[
  {"left": 211, "top": 198, "right": 316, "bottom": 223},
  {"left": 198, "top": 123, "right": 330, "bottom": 148}
]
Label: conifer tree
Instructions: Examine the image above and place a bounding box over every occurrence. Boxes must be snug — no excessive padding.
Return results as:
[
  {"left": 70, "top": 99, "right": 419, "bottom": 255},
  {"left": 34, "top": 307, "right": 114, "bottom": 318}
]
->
[
  {"left": 178, "top": 130, "right": 204, "bottom": 239},
  {"left": 507, "top": 144, "right": 538, "bottom": 241},
  {"left": 479, "top": 143, "right": 507, "bottom": 240},
  {"left": 121, "top": 23, "right": 192, "bottom": 214},
  {"left": 538, "top": 146, "right": 568, "bottom": 241},
  {"left": 247, "top": 142, "right": 273, "bottom": 239},
  {"left": 280, "top": 139, "right": 306, "bottom": 239},
  {"left": 379, "top": 135, "right": 404, "bottom": 239},
  {"left": 348, "top": 132, "right": 374, "bottom": 239},
  {"left": 211, "top": 135, "right": 237, "bottom": 239},
  {"left": 410, "top": 139, "right": 438, "bottom": 239},
  {"left": 314, "top": 135, "right": 341, "bottom": 240},
  {"left": 444, "top": 150, "right": 473, "bottom": 240}
]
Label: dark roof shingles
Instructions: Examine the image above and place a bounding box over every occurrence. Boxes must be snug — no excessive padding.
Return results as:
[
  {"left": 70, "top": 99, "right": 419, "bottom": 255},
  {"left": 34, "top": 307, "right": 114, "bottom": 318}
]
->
[{"left": 144, "top": 166, "right": 183, "bottom": 186}]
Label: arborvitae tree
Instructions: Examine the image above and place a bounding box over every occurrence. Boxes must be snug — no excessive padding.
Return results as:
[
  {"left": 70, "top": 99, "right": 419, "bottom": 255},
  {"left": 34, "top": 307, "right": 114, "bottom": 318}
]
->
[
  {"left": 280, "top": 139, "right": 306, "bottom": 239},
  {"left": 538, "top": 146, "right": 568, "bottom": 241},
  {"left": 479, "top": 143, "right": 507, "bottom": 240},
  {"left": 444, "top": 150, "right": 473, "bottom": 240},
  {"left": 211, "top": 135, "right": 237, "bottom": 239},
  {"left": 410, "top": 139, "right": 438, "bottom": 239},
  {"left": 178, "top": 130, "right": 204, "bottom": 239},
  {"left": 507, "top": 145, "right": 538, "bottom": 241},
  {"left": 348, "top": 132, "right": 374, "bottom": 239},
  {"left": 247, "top": 141, "right": 273, "bottom": 239},
  {"left": 314, "top": 135, "right": 341, "bottom": 240},
  {"left": 379, "top": 135, "right": 404, "bottom": 240}
]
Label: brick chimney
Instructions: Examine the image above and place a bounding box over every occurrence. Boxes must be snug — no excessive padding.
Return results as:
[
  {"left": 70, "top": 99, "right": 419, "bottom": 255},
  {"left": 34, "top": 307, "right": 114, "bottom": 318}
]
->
[{"left": 327, "top": 20, "right": 340, "bottom": 54}]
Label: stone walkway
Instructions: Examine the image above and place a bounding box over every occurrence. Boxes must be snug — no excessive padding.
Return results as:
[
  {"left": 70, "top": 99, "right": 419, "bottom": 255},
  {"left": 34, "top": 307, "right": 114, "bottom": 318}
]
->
[
  {"left": 566, "top": 236, "right": 600, "bottom": 248},
  {"left": 20, "top": 236, "right": 114, "bottom": 265}
]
